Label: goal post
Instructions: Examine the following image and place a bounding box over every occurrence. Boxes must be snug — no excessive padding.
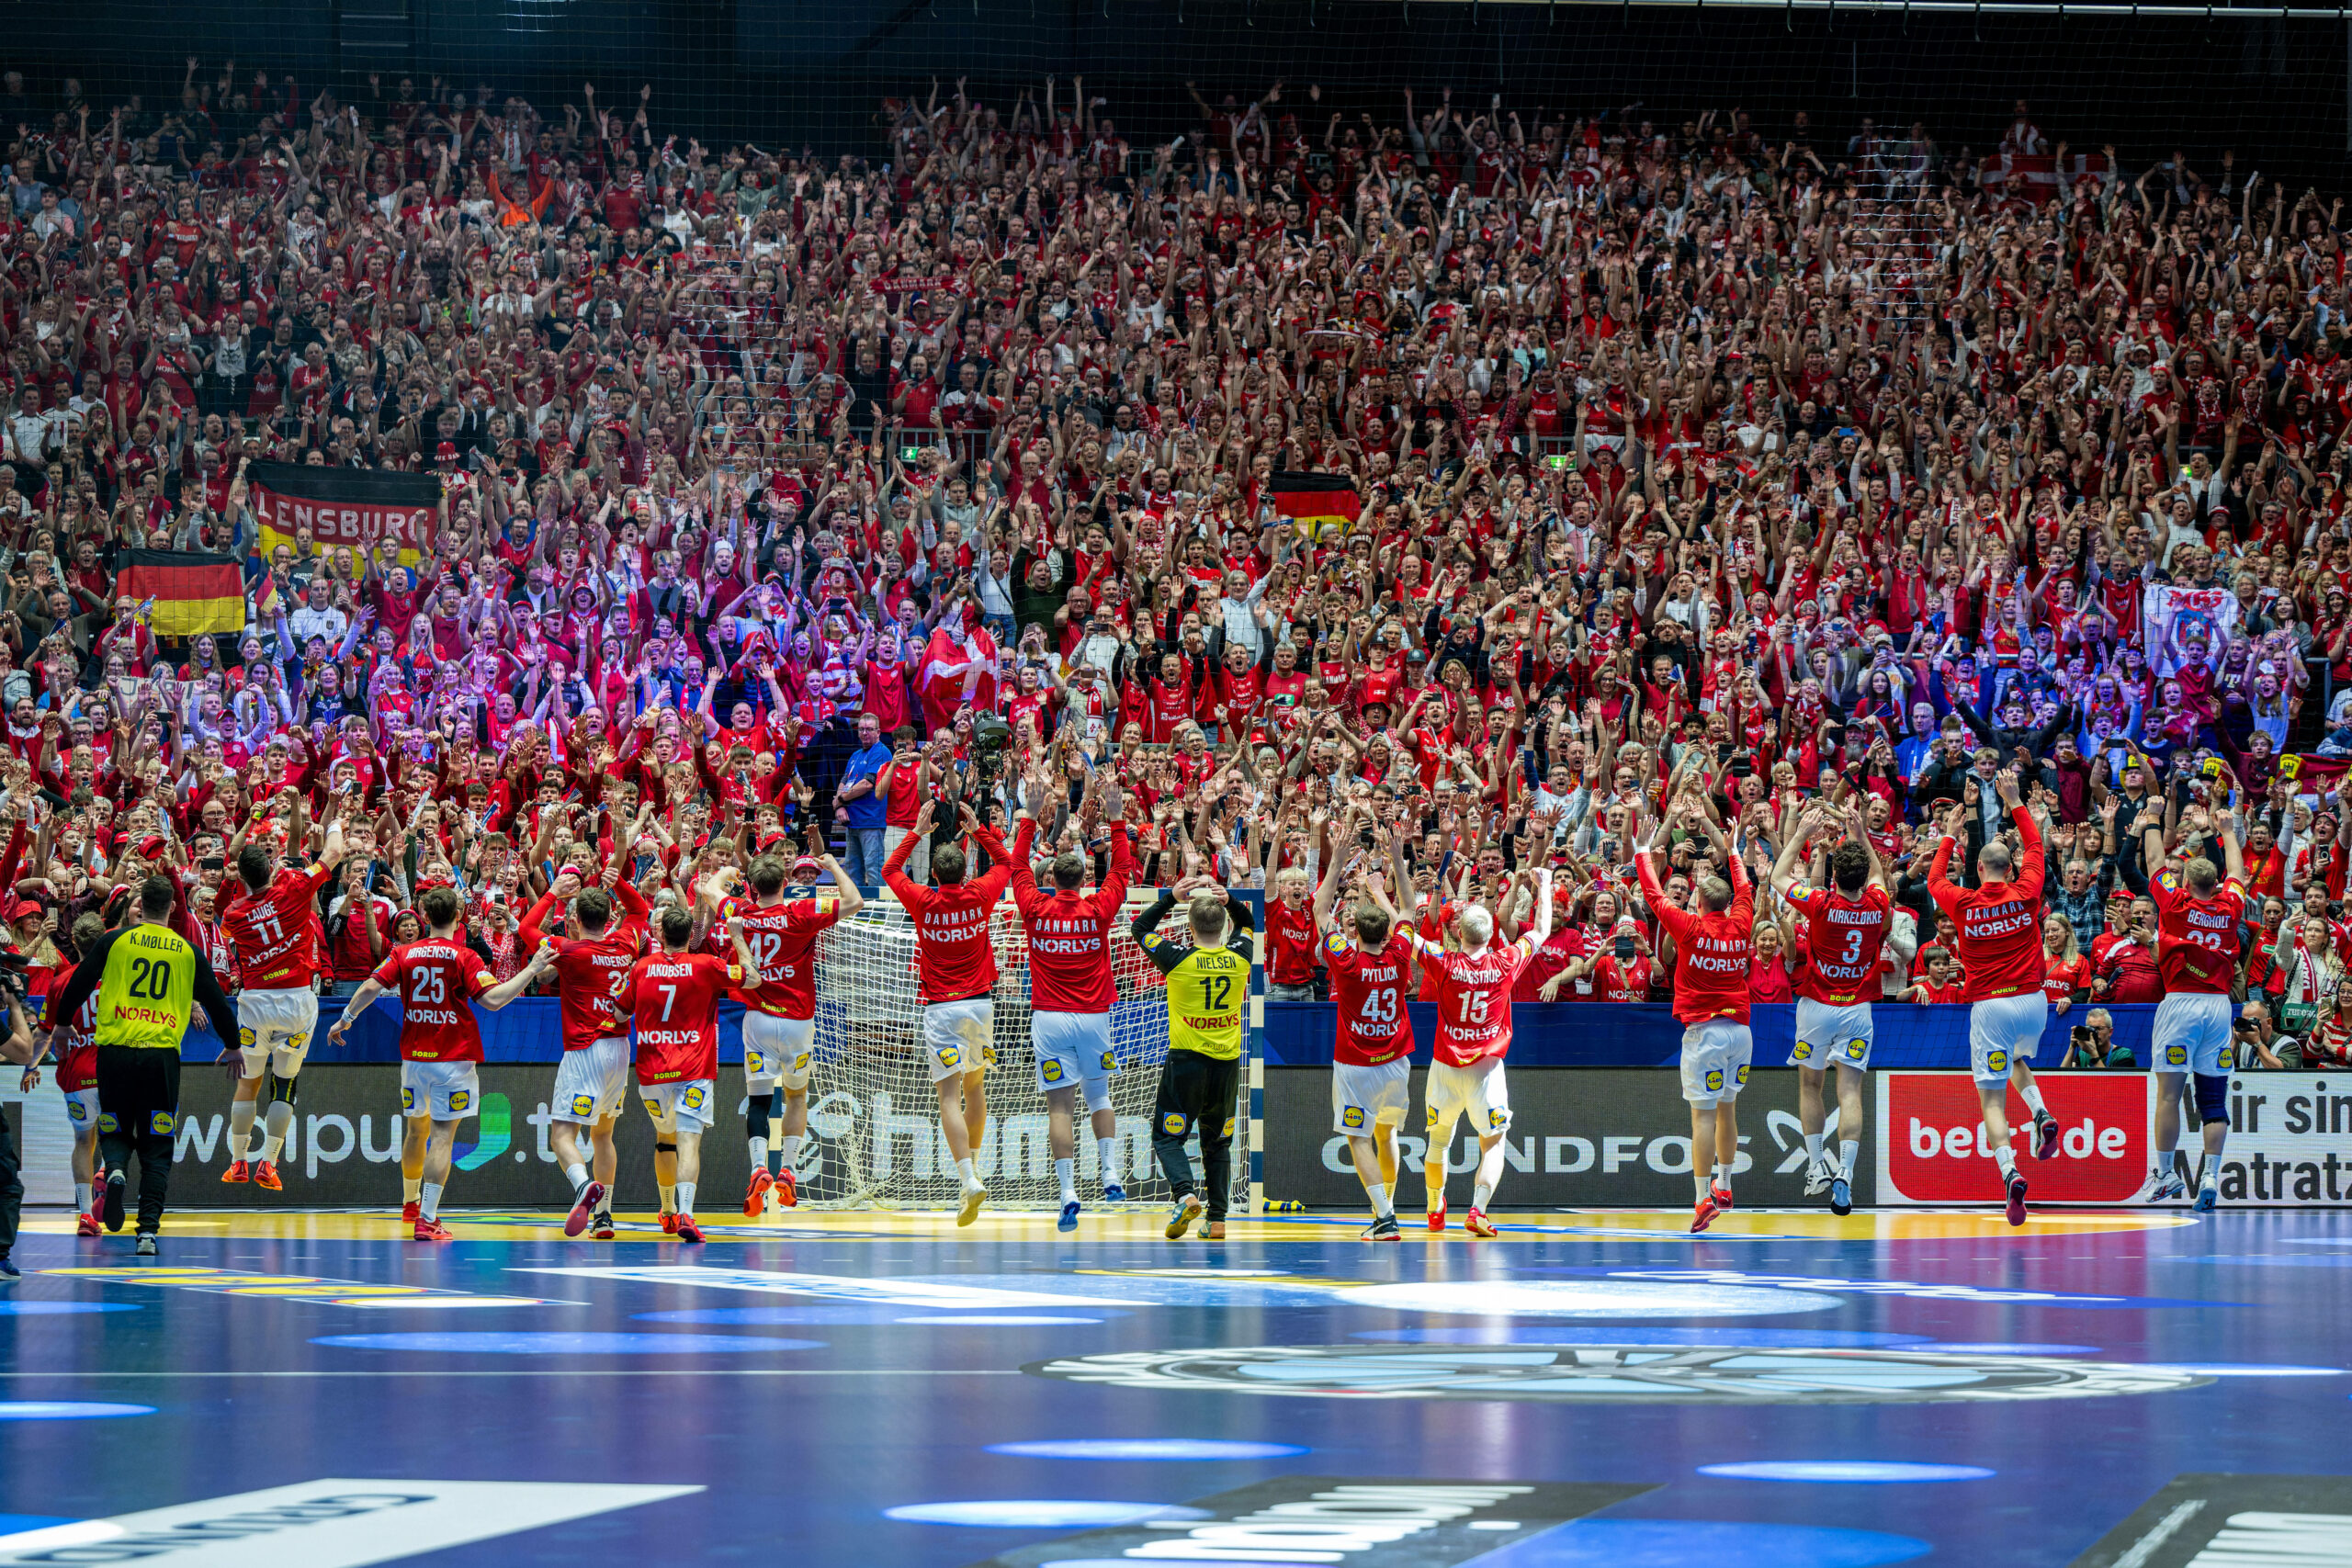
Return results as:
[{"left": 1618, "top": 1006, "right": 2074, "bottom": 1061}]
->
[{"left": 778, "top": 886, "right": 1262, "bottom": 1214}]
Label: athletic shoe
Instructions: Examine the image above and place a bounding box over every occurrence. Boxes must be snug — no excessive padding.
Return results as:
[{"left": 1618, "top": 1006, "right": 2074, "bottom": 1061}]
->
[
  {"left": 1427, "top": 1202, "right": 1447, "bottom": 1232},
  {"left": 86, "top": 1183, "right": 105, "bottom": 1228},
  {"left": 1102, "top": 1182, "right": 1126, "bottom": 1204},
  {"left": 956, "top": 1183, "right": 988, "bottom": 1228},
  {"left": 401, "top": 1201, "right": 421, "bottom": 1224},
  {"left": 2145, "top": 1170, "right": 2188, "bottom": 1204},
  {"left": 1165, "top": 1192, "right": 1203, "bottom": 1240},
  {"left": 74, "top": 1213, "right": 98, "bottom": 1237},
  {"left": 2031, "top": 1110, "right": 2061, "bottom": 1161},
  {"left": 660, "top": 1212, "right": 678, "bottom": 1234},
  {"left": 743, "top": 1168, "right": 775, "bottom": 1218},
  {"left": 0, "top": 1255, "right": 17, "bottom": 1279},
  {"left": 2006, "top": 1170, "right": 2030, "bottom": 1226},
  {"left": 775, "top": 1169, "right": 797, "bottom": 1209},
  {"left": 1464, "top": 1208, "right": 1498, "bottom": 1238},
  {"left": 1362, "top": 1214, "right": 1401, "bottom": 1241},
  {"left": 101, "top": 1171, "right": 125, "bottom": 1233},
  {"left": 133, "top": 1235, "right": 156, "bottom": 1258},
  {"left": 1690, "top": 1195, "right": 1720, "bottom": 1234},
  {"left": 591, "top": 1213, "right": 616, "bottom": 1240},
  {"left": 566, "top": 1180, "right": 607, "bottom": 1237},
  {"left": 253, "top": 1160, "right": 283, "bottom": 1192},
  {"left": 675, "top": 1216, "right": 704, "bottom": 1244},
  {"left": 1203, "top": 1220, "right": 1226, "bottom": 1240},
  {"left": 1710, "top": 1182, "right": 1735, "bottom": 1213},
  {"left": 2195, "top": 1179, "right": 2220, "bottom": 1213},
  {"left": 220, "top": 1159, "right": 251, "bottom": 1185},
  {"left": 413, "top": 1220, "right": 454, "bottom": 1242},
  {"left": 1057, "top": 1200, "right": 1080, "bottom": 1233},
  {"left": 1803, "top": 1161, "right": 1833, "bottom": 1198},
  {"left": 1829, "top": 1177, "right": 1853, "bottom": 1217}
]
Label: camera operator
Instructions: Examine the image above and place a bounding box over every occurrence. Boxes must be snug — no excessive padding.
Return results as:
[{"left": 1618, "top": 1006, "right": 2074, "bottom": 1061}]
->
[
  {"left": 2233, "top": 997, "right": 2296, "bottom": 1070},
  {"left": 0, "top": 953, "right": 43, "bottom": 1277},
  {"left": 2063, "top": 1007, "right": 2134, "bottom": 1068}
]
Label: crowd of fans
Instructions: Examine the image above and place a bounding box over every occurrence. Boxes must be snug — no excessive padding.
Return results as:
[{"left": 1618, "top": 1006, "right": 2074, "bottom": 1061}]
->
[{"left": 0, "top": 62, "right": 2345, "bottom": 1060}]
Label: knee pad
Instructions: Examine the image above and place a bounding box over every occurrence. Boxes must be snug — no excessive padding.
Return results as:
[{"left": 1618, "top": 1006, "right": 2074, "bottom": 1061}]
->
[
  {"left": 745, "top": 1098, "right": 772, "bottom": 1139},
  {"left": 1083, "top": 1080, "right": 1114, "bottom": 1115},
  {"left": 2195, "top": 1073, "right": 2230, "bottom": 1122},
  {"left": 269, "top": 1072, "right": 300, "bottom": 1108},
  {"left": 655, "top": 1141, "right": 677, "bottom": 1155}
]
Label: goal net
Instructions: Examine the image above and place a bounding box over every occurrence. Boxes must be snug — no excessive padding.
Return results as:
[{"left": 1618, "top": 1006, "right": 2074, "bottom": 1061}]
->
[{"left": 784, "top": 892, "right": 1252, "bottom": 1214}]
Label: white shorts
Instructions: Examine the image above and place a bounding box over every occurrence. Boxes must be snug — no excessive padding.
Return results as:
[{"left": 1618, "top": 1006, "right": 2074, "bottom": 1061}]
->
[
  {"left": 1033, "top": 1010, "right": 1115, "bottom": 1106},
  {"left": 1792, "top": 998, "right": 1874, "bottom": 1073},
  {"left": 922, "top": 998, "right": 993, "bottom": 1084},
  {"left": 1680, "top": 1020, "right": 1754, "bottom": 1105},
  {"left": 1426, "top": 1056, "right": 1511, "bottom": 1137},
  {"left": 1968, "top": 991, "right": 2048, "bottom": 1084},
  {"left": 551, "top": 1037, "right": 630, "bottom": 1125},
  {"left": 2152, "top": 990, "right": 2233, "bottom": 1077},
  {"left": 63, "top": 1087, "right": 97, "bottom": 1134},
  {"left": 639, "top": 1078, "right": 717, "bottom": 1136},
  {"left": 743, "top": 1012, "right": 816, "bottom": 1091},
  {"left": 1332, "top": 1059, "right": 1411, "bottom": 1136},
  {"left": 238, "top": 987, "right": 320, "bottom": 1079},
  {"left": 400, "top": 1060, "right": 481, "bottom": 1122}
]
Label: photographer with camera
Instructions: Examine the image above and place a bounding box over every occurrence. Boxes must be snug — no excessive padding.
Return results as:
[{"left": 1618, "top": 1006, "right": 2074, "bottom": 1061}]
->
[{"left": 2063, "top": 1008, "right": 2133, "bottom": 1068}]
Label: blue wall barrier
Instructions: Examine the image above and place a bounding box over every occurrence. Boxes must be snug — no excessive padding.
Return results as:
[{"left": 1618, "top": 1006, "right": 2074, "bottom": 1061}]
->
[
  {"left": 173, "top": 996, "right": 752, "bottom": 1066},
  {"left": 1261, "top": 1000, "right": 2165, "bottom": 1071}
]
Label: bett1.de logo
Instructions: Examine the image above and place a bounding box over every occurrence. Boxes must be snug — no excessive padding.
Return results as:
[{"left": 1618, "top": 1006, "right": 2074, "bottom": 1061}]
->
[{"left": 1883, "top": 1073, "right": 2146, "bottom": 1203}]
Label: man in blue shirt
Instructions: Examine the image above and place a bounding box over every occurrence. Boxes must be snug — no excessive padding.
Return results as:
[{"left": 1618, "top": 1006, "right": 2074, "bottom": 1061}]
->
[
  {"left": 837, "top": 712, "right": 894, "bottom": 888},
  {"left": 1893, "top": 703, "right": 1942, "bottom": 785}
]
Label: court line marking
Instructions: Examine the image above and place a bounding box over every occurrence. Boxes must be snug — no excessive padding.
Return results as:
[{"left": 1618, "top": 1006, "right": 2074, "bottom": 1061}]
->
[
  {"left": 0, "top": 1369, "right": 1023, "bottom": 1379},
  {"left": 2108, "top": 1499, "right": 2207, "bottom": 1568}
]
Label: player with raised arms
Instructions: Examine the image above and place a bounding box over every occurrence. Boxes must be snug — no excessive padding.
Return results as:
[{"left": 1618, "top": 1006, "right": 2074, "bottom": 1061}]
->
[
  {"left": 1772, "top": 797, "right": 1893, "bottom": 1217},
  {"left": 1010, "top": 765, "right": 1136, "bottom": 1231},
  {"left": 517, "top": 806, "right": 658, "bottom": 1239},
  {"left": 1928, "top": 768, "right": 2061, "bottom": 1227},
  {"left": 615, "top": 901, "right": 760, "bottom": 1243},
  {"left": 1638, "top": 780, "right": 1755, "bottom": 1234},
  {"left": 23, "top": 913, "right": 108, "bottom": 1235},
  {"left": 326, "top": 886, "right": 555, "bottom": 1240},
  {"left": 1317, "top": 822, "right": 1418, "bottom": 1241},
  {"left": 884, "top": 799, "right": 1015, "bottom": 1226},
  {"left": 1386, "top": 859, "right": 1552, "bottom": 1237},
  {"left": 217, "top": 813, "right": 355, "bottom": 1192},
  {"left": 1135, "top": 878, "right": 1256, "bottom": 1241},
  {"left": 729, "top": 843, "right": 862, "bottom": 1216},
  {"left": 2140, "top": 795, "right": 2249, "bottom": 1211}
]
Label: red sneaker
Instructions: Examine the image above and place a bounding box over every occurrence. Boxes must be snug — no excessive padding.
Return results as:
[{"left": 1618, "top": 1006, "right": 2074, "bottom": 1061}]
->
[
  {"left": 674, "top": 1216, "right": 704, "bottom": 1244},
  {"left": 401, "top": 1201, "right": 421, "bottom": 1224},
  {"left": 1690, "top": 1195, "right": 1721, "bottom": 1235},
  {"left": 1426, "top": 1203, "right": 1447, "bottom": 1232},
  {"left": 743, "top": 1168, "right": 775, "bottom": 1217},
  {"left": 220, "top": 1160, "right": 251, "bottom": 1185},
  {"left": 75, "top": 1212, "right": 99, "bottom": 1237},
  {"left": 775, "top": 1168, "right": 797, "bottom": 1208},
  {"left": 565, "top": 1180, "right": 608, "bottom": 1238},
  {"left": 253, "top": 1160, "right": 283, "bottom": 1192},
  {"left": 413, "top": 1219, "right": 454, "bottom": 1242},
  {"left": 660, "top": 1212, "right": 678, "bottom": 1235},
  {"left": 1710, "top": 1182, "right": 1735, "bottom": 1213},
  {"left": 1464, "top": 1208, "right": 1498, "bottom": 1238}
]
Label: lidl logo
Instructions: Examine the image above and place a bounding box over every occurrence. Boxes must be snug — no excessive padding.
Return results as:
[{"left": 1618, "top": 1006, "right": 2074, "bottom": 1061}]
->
[
  {"left": 453, "top": 1093, "right": 511, "bottom": 1171},
  {"left": 1340, "top": 1105, "right": 1364, "bottom": 1129},
  {"left": 1162, "top": 1112, "right": 1187, "bottom": 1136}
]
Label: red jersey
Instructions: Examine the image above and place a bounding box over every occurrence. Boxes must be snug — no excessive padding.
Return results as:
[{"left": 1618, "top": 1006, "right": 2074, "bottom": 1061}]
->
[
  {"left": 1415, "top": 938, "right": 1535, "bottom": 1067},
  {"left": 519, "top": 882, "right": 650, "bottom": 1052},
  {"left": 1928, "top": 807, "right": 2047, "bottom": 1001},
  {"left": 1264, "top": 896, "right": 1321, "bottom": 987},
  {"left": 54, "top": 978, "right": 96, "bottom": 1094},
  {"left": 219, "top": 863, "right": 334, "bottom": 990},
  {"left": 1008, "top": 818, "right": 1135, "bottom": 1014},
  {"left": 735, "top": 894, "right": 845, "bottom": 1020},
  {"left": 622, "top": 949, "right": 740, "bottom": 1083},
  {"left": 369, "top": 939, "right": 493, "bottom": 1063},
  {"left": 883, "top": 822, "right": 1014, "bottom": 1004},
  {"left": 1786, "top": 883, "right": 1893, "bottom": 1008},
  {"left": 1324, "top": 930, "right": 1416, "bottom": 1066},
  {"left": 2150, "top": 867, "right": 2249, "bottom": 994},
  {"left": 2043, "top": 953, "right": 2092, "bottom": 1003},
  {"left": 1639, "top": 853, "right": 1757, "bottom": 1026}
]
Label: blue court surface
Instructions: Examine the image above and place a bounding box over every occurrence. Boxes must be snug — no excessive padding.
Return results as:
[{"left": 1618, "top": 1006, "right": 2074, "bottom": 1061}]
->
[{"left": 1, "top": 1206, "right": 2348, "bottom": 1567}]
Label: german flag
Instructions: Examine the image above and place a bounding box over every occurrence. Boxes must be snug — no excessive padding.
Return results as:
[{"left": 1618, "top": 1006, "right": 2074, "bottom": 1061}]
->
[
  {"left": 1269, "top": 470, "right": 1363, "bottom": 536},
  {"left": 115, "top": 550, "right": 245, "bottom": 638}
]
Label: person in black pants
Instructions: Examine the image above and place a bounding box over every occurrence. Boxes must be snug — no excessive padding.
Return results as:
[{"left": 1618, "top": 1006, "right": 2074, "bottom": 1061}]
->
[
  {"left": 1133, "top": 880, "right": 1255, "bottom": 1242},
  {"left": 0, "top": 958, "right": 35, "bottom": 1279}
]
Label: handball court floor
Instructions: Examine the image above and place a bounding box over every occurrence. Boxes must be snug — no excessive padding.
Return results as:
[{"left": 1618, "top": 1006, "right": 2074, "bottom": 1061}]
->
[{"left": 0, "top": 1205, "right": 2348, "bottom": 1567}]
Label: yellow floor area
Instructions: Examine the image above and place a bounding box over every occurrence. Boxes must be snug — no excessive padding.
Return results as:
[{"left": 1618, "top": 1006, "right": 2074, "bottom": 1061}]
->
[{"left": 15, "top": 1206, "right": 2200, "bottom": 1242}]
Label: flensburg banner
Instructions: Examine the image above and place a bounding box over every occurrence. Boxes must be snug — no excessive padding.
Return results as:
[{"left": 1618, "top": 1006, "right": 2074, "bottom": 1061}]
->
[
  {"left": 1877, "top": 1070, "right": 2352, "bottom": 1207},
  {"left": 247, "top": 460, "right": 441, "bottom": 564},
  {"left": 1261, "top": 1067, "right": 1871, "bottom": 1209}
]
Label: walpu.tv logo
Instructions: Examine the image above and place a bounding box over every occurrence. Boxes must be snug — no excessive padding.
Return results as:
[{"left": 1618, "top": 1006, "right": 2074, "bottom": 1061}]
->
[{"left": 453, "top": 1094, "right": 511, "bottom": 1171}]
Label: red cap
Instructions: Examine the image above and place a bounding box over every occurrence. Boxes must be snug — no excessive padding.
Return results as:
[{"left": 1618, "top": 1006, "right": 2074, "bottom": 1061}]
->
[
  {"left": 136, "top": 835, "right": 168, "bottom": 860},
  {"left": 436, "top": 441, "right": 459, "bottom": 459},
  {"left": 6, "top": 899, "right": 41, "bottom": 925}
]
